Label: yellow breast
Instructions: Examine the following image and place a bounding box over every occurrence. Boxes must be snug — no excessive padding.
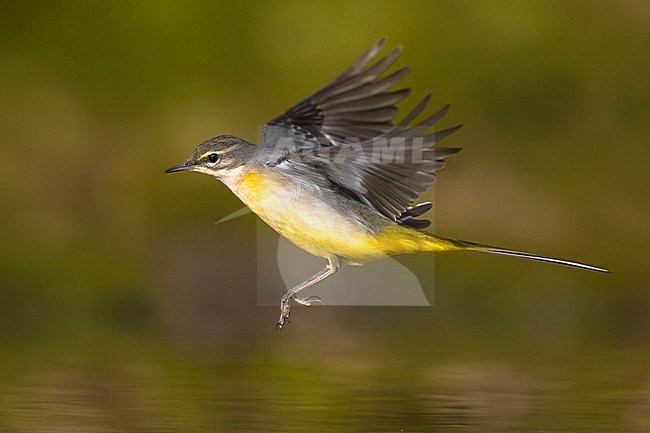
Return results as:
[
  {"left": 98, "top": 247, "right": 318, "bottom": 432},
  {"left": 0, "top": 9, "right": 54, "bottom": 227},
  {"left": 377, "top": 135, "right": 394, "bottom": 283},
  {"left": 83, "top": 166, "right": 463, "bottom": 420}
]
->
[{"left": 233, "top": 169, "right": 379, "bottom": 260}]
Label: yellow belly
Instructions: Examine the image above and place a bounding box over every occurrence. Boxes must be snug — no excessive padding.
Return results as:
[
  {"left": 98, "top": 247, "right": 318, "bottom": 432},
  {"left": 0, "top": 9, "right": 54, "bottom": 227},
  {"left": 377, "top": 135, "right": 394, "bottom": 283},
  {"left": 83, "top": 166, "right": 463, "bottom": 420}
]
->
[
  {"left": 233, "top": 169, "right": 371, "bottom": 259},
  {"left": 232, "top": 169, "right": 459, "bottom": 262}
]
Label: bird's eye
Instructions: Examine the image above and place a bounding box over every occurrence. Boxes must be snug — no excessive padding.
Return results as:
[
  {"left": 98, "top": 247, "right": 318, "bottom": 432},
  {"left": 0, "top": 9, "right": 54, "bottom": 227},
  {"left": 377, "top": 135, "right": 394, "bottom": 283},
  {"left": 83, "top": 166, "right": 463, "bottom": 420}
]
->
[{"left": 207, "top": 153, "right": 219, "bottom": 163}]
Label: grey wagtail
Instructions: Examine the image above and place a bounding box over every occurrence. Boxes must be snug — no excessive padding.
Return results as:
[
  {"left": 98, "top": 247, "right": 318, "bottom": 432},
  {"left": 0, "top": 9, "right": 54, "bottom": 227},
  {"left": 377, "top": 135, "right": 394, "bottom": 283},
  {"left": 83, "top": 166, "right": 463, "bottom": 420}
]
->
[{"left": 166, "top": 38, "right": 609, "bottom": 329}]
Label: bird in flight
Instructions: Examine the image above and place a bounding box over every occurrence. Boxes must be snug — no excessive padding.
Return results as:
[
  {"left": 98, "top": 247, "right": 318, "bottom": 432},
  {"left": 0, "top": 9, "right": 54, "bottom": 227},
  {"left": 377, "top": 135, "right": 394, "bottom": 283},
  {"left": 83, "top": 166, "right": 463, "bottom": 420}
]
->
[{"left": 166, "top": 38, "right": 609, "bottom": 329}]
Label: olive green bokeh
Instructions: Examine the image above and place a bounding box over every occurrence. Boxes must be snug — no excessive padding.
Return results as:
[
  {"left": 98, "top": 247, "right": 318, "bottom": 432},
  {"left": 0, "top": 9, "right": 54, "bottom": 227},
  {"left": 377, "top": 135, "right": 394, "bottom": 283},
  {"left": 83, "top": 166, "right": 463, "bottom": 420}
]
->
[{"left": 0, "top": 1, "right": 648, "bottom": 431}]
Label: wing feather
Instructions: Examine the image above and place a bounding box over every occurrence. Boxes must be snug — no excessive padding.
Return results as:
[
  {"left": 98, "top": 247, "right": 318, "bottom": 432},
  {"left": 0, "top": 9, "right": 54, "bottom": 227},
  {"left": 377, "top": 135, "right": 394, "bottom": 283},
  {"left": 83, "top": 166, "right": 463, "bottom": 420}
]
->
[
  {"left": 262, "top": 38, "right": 463, "bottom": 224},
  {"left": 262, "top": 39, "right": 411, "bottom": 148}
]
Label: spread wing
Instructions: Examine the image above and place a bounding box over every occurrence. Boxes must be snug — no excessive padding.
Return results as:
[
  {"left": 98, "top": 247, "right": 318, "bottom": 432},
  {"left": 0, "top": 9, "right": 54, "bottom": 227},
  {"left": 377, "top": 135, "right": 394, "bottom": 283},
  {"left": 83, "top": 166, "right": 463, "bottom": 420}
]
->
[
  {"left": 262, "top": 37, "right": 411, "bottom": 148},
  {"left": 262, "top": 38, "right": 462, "bottom": 228}
]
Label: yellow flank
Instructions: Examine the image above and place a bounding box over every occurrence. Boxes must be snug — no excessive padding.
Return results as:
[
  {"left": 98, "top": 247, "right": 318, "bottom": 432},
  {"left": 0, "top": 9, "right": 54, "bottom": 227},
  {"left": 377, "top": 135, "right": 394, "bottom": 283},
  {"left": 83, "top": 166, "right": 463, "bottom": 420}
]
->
[
  {"left": 367, "top": 225, "right": 462, "bottom": 257},
  {"left": 234, "top": 169, "right": 462, "bottom": 263}
]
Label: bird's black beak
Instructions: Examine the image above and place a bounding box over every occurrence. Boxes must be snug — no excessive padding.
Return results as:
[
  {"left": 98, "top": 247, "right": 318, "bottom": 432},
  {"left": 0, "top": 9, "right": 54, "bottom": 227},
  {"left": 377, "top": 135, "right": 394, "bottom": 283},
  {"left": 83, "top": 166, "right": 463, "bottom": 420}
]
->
[{"left": 165, "top": 161, "right": 192, "bottom": 173}]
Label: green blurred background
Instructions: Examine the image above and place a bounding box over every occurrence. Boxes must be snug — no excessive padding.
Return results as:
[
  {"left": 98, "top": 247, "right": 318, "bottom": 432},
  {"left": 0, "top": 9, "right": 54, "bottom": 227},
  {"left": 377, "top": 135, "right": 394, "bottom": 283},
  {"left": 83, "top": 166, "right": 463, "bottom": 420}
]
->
[{"left": 0, "top": 1, "right": 648, "bottom": 431}]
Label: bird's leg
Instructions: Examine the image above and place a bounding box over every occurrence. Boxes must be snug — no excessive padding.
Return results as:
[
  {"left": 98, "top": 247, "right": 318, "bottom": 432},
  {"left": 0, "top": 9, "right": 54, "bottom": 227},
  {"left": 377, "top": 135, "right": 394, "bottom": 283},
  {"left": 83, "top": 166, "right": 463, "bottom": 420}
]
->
[
  {"left": 276, "top": 268, "right": 330, "bottom": 330},
  {"left": 277, "top": 256, "right": 340, "bottom": 330}
]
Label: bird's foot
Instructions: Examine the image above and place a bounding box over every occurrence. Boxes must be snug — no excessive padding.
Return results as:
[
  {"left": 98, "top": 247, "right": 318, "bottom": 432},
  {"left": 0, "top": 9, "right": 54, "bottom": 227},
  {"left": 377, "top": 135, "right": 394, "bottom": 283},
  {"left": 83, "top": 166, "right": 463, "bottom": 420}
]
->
[
  {"left": 276, "top": 294, "right": 324, "bottom": 330},
  {"left": 276, "top": 315, "right": 289, "bottom": 331},
  {"left": 277, "top": 293, "right": 292, "bottom": 330}
]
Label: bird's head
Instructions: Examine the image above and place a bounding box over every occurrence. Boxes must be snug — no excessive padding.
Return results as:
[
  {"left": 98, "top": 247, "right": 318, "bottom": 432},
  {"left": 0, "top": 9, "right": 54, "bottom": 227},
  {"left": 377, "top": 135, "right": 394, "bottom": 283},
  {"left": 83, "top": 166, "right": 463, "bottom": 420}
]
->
[{"left": 165, "top": 135, "right": 256, "bottom": 179}]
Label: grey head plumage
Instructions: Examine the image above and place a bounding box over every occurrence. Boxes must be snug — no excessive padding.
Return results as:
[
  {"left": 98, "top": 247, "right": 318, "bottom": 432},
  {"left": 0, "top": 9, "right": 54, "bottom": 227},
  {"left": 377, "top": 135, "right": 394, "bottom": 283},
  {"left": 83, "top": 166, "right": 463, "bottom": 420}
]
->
[{"left": 165, "top": 135, "right": 257, "bottom": 177}]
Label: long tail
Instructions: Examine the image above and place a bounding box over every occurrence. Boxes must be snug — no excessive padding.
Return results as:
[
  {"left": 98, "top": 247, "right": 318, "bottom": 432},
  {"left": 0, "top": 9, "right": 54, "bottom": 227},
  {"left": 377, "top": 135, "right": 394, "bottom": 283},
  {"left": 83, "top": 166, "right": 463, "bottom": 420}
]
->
[{"left": 442, "top": 237, "right": 610, "bottom": 273}]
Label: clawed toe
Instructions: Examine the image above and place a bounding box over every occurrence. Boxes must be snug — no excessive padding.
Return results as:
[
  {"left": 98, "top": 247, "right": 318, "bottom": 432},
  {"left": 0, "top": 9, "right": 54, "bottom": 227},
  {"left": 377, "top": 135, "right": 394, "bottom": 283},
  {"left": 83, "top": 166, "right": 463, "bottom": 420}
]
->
[
  {"left": 293, "top": 295, "right": 325, "bottom": 307},
  {"left": 276, "top": 316, "right": 290, "bottom": 331},
  {"left": 277, "top": 299, "right": 292, "bottom": 331}
]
